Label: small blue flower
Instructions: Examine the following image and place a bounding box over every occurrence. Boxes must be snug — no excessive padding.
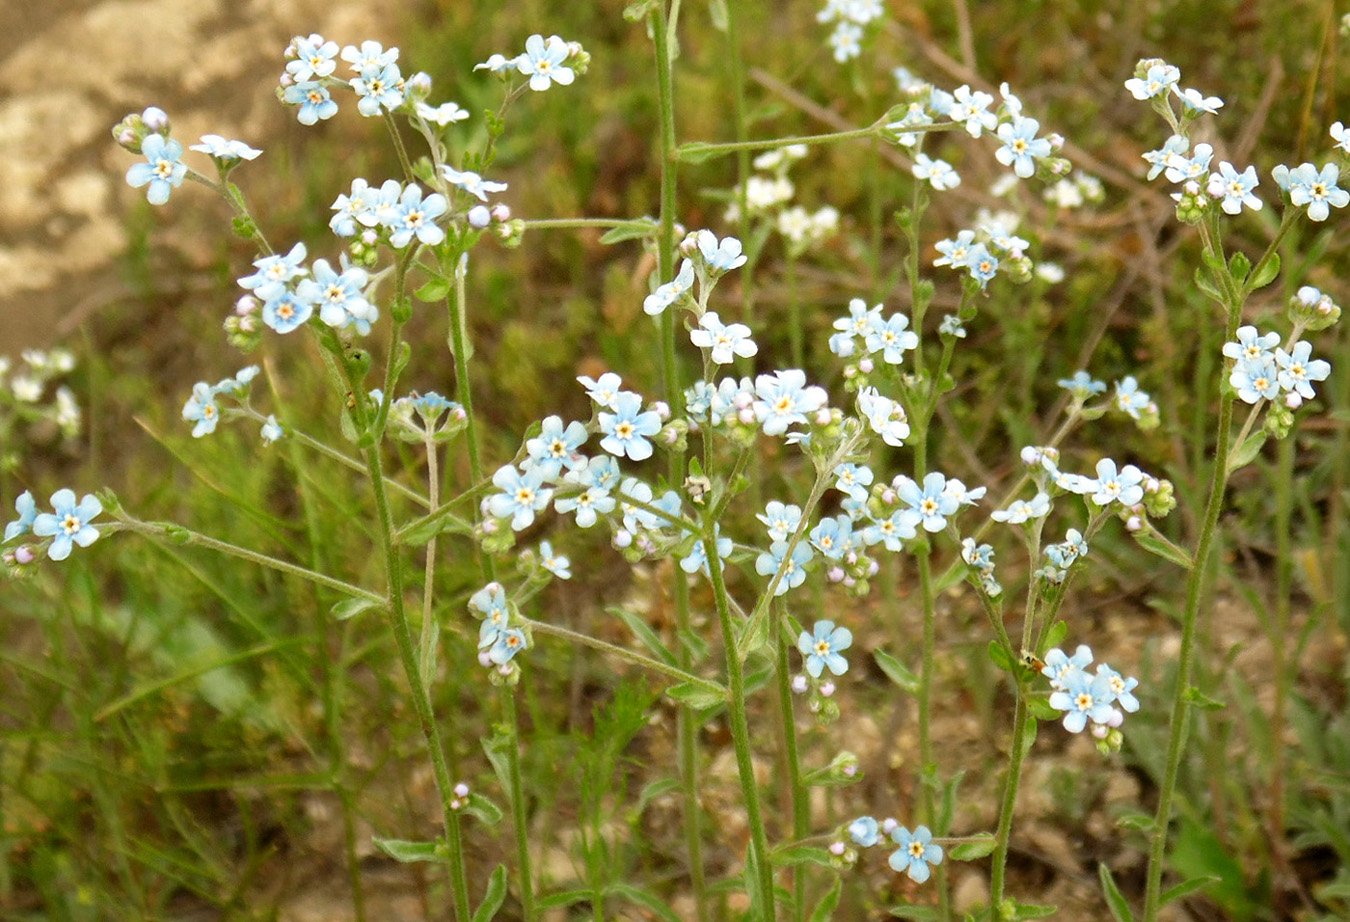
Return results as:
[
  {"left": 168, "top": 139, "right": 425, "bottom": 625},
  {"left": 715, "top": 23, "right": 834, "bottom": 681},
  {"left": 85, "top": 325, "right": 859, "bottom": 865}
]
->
[
  {"left": 965, "top": 243, "right": 999, "bottom": 288},
  {"left": 690, "top": 312, "right": 758, "bottom": 364},
  {"left": 4, "top": 490, "right": 37, "bottom": 541},
  {"left": 755, "top": 540, "right": 813, "bottom": 595},
  {"left": 848, "top": 816, "right": 880, "bottom": 848},
  {"left": 833, "top": 463, "right": 874, "bottom": 503},
  {"left": 487, "top": 465, "right": 553, "bottom": 531},
  {"left": 798, "top": 620, "right": 852, "bottom": 678},
  {"left": 416, "top": 101, "right": 470, "bottom": 126},
  {"left": 1175, "top": 86, "right": 1223, "bottom": 114},
  {"left": 863, "top": 313, "right": 919, "bottom": 364},
  {"left": 757, "top": 501, "right": 802, "bottom": 542},
  {"left": 888, "top": 825, "right": 944, "bottom": 883},
  {"left": 681, "top": 527, "right": 732, "bottom": 576},
  {"left": 439, "top": 165, "right": 508, "bottom": 202},
  {"left": 1049, "top": 668, "right": 1116, "bottom": 733},
  {"left": 1274, "top": 341, "right": 1331, "bottom": 400},
  {"left": 189, "top": 134, "right": 262, "bottom": 163},
  {"left": 1207, "top": 162, "right": 1261, "bottom": 214},
  {"left": 342, "top": 41, "right": 399, "bottom": 74},
  {"left": 994, "top": 117, "right": 1052, "bottom": 179},
  {"left": 961, "top": 537, "right": 995, "bottom": 573},
  {"left": 1124, "top": 62, "right": 1180, "bottom": 100},
  {"left": 1114, "top": 376, "right": 1152, "bottom": 419},
  {"left": 1163, "top": 142, "right": 1213, "bottom": 185},
  {"left": 752, "top": 370, "right": 827, "bottom": 437},
  {"left": 297, "top": 259, "right": 377, "bottom": 334},
  {"left": 1095, "top": 664, "right": 1140, "bottom": 712},
  {"left": 262, "top": 290, "right": 314, "bottom": 334},
  {"left": 517, "top": 34, "right": 575, "bottom": 92},
  {"left": 470, "top": 582, "right": 509, "bottom": 623},
  {"left": 895, "top": 472, "right": 960, "bottom": 533},
  {"left": 539, "top": 540, "right": 571, "bottom": 579},
  {"left": 1089, "top": 459, "right": 1145, "bottom": 507},
  {"left": 599, "top": 392, "right": 662, "bottom": 461},
  {"left": 912, "top": 153, "right": 960, "bottom": 189},
  {"left": 31, "top": 489, "right": 103, "bottom": 561},
  {"left": 1284, "top": 162, "right": 1350, "bottom": 222},
  {"left": 261, "top": 415, "right": 284, "bottom": 444},
  {"left": 990, "top": 491, "right": 1051, "bottom": 524},
  {"left": 644, "top": 260, "right": 695, "bottom": 315},
  {"left": 577, "top": 372, "right": 624, "bottom": 410},
  {"left": 809, "top": 514, "right": 855, "bottom": 559},
  {"left": 525, "top": 415, "right": 589, "bottom": 479},
  {"left": 378, "top": 184, "right": 448, "bottom": 248},
  {"left": 330, "top": 178, "right": 378, "bottom": 237},
  {"left": 695, "top": 230, "right": 748, "bottom": 273},
  {"left": 286, "top": 33, "right": 339, "bottom": 81},
  {"left": 488, "top": 627, "right": 528, "bottom": 665},
  {"left": 238, "top": 242, "right": 308, "bottom": 303},
  {"left": 948, "top": 84, "right": 997, "bottom": 137},
  {"left": 933, "top": 230, "right": 976, "bottom": 268},
  {"left": 857, "top": 387, "right": 910, "bottom": 447},
  {"left": 283, "top": 81, "right": 339, "bottom": 125},
  {"left": 861, "top": 509, "right": 920, "bottom": 551},
  {"left": 1042, "top": 644, "right": 1094, "bottom": 689},
  {"left": 554, "top": 480, "right": 615, "bottom": 528},
  {"left": 1229, "top": 357, "right": 1281, "bottom": 405},
  {"left": 1142, "top": 135, "right": 1189, "bottom": 181},
  {"left": 1222, "top": 326, "right": 1280, "bottom": 364},
  {"left": 182, "top": 382, "right": 221, "bottom": 437},
  {"left": 1057, "top": 370, "right": 1106, "bottom": 399},
  {"left": 351, "top": 62, "right": 405, "bottom": 117},
  {"left": 125, "top": 134, "right": 187, "bottom": 205}
]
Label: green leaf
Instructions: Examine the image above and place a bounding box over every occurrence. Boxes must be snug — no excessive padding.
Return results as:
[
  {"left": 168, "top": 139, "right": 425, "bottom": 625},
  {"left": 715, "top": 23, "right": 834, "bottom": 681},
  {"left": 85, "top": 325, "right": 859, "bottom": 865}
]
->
[
  {"left": 934, "top": 561, "right": 969, "bottom": 594},
  {"left": 678, "top": 628, "right": 710, "bottom": 662},
  {"left": 1160, "top": 875, "right": 1220, "bottom": 906},
  {"left": 1115, "top": 812, "right": 1156, "bottom": 833},
  {"left": 471, "top": 865, "right": 509, "bottom": 922},
  {"left": 536, "top": 888, "right": 591, "bottom": 910},
  {"left": 1200, "top": 246, "right": 1226, "bottom": 272},
  {"left": 1227, "top": 251, "right": 1252, "bottom": 283},
  {"left": 598, "top": 219, "right": 657, "bottom": 245},
  {"left": 1026, "top": 696, "right": 1058, "bottom": 722},
  {"left": 415, "top": 278, "right": 451, "bottom": 302},
  {"left": 1183, "top": 685, "right": 1226, "bottom": 711},
  {"left": 738, "top": 605, "right": 771, "bottom": 661},
  {"left": 610, "top": 607, "right": 677, "bottom": 667},
  {"left": 373, "top": 836, "right": 443, "bottom": 864},
  {"left": 987, "top": 640, "right": 1016, "bottom": 673},
  {"left": 950, "top": 833, "right": 997, "bottom": 861},
  {"left": 1248, "top": 252, "right": 1280, "bottom": 290},
  {"left": 665, "top": 681, "right": 725, "bottom": 710},
  {"left": 1133, "top": 530, "right": 1193, "bottom": 569},
  {"left": 889, "top": 905, "right": 940, "bottom": 921},
  {"left": 332, "top": 598, "right": 384, "bottom": 622},
  {"left": 607, "top": 883, "right": 684, "bottom": 922},
  {"left": 1009, "top": 902, "right": 1058, "bottom": 920},
  {"left": 1019, "top": 715, "right": 1038, "bottom": 759},
  {"left": 636, "top": 777, "right": 680, "bottom": 813},
  {"left": 938, "top": 771, "right": 965, "bottom": 835},
  {"left": 463, "top": 792, "right": 504, "bottom": 826},
  {"left": 1098, "top": 863, "right": 1135, "bottom": 922},
  {"left": 770, "top": 844, "right": 834, "bottom": 869},
  {"left": 1193, "top": 266, "right": 1223, "bottom": 302},
  {"left": 810, "top": 878, "right": 842, "bottom": 922},
  {"left": 874, "top": 649, "right": 919, "bottom": 694},
  {"left": 1227, "top": 430, "right": 1268, "bottom": 474},
  {"left": 1040, "top": 620, "right": 1068, "bottom": 653},
  {"left": 621, "top": 0, "right": 659, "bottom": 21}
]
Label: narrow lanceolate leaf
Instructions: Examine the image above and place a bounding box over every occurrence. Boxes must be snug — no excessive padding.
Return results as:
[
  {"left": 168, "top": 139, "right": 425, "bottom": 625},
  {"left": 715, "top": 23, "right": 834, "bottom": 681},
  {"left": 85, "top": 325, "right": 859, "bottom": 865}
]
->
[
  {"left": 769, "top": 844, "right": 834, "bottom": 869},
  {"left": 874, "top": 649, "right": 920, "bottom": 694},
  {"left": 610, "top": 607, "right": 677, "bottom": 667},
  {"left": 1160, "top": 875, "right": 1220, "bottom": 905},
  {"left": 809, "top": 877, "right": 842, "bottom": 922},
  {"left": 664, "top": 681, "right": 726, "bottom": 710},
  {"left": 332, "top": 597, "right": 384, "bottom": 621},
  {"left": 1098, "top": 863, "right": 1135, "bottom": 922},
  {"left": 1226, "top": 430, "right": 1268, "bottom": 474},
  {"left": 1132, "top": 530, "right": 1193, "bottom": 569},
  {"left": 606, "top": 883, "right": 684, "bottom": 922},
  {"left": 598, "top": 219, "right": 658, "bottom": 245},
  {"left": 470, "top": 865, "right": 509, "bottom": 922},
  {"left": 949, "top": 832, "right": 997, "bottom": 861},
  {"left": 373, "top": 836, "right": 443, "bottom": 863}
]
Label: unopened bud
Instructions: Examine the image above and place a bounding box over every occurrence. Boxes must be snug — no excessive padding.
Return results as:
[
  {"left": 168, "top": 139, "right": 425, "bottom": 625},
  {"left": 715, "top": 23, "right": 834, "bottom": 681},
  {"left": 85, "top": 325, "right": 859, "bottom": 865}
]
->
[{"left": 468, "top": 205, "right": 491, "bottom": 228}]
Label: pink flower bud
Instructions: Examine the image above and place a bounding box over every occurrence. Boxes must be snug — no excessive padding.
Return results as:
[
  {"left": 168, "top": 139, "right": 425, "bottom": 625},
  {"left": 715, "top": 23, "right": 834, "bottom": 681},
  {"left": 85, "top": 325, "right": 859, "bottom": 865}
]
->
[
  {"left": 491, "top": 203, "right": 512, "bottom": 222},
  {"left": 859, "top": 357, "right": 874, "bottom": 373},
  {"left": 791, "top": 675, "right": 808, "bottom": 694},
  {"left": 829, "top": 841, "right": 846, "bottom": 856},
  {"left": 820, "top": 681, "right": 835, "bottom": 697},
  {"left": 478, "top": 651, "right": 494, "bottom": 667},
  {"left": 141, "top": 106, "right": 169, "bottom": 132},
  {"left": 468, "top": 205, "right": 491, "bottom": 228},
  {"left": 454, "top": 782, "right": 470, "bottom": 798}
]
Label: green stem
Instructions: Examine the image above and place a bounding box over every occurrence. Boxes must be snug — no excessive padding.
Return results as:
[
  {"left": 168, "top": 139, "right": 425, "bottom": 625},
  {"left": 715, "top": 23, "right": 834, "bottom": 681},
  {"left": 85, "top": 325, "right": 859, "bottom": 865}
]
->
[
  {"left": 1267, "top": 426, "right": 1293, "bottom": 859},
  {"left": 989, "top": 691, "right": 1029, "bottom": 918},
  {"left": 677, "top": 124, "right": 884, "bottom": 161},
  {"left": 520, "top": 218, "right": 647, "bottom": 231},
  {"left": 443, "top": 249, "right": 486, "bottom": 488},
  {"left": 773, "top": 604, "right": 808, "bottom": 922},
  {"left": 705, "top": 523, "right": 776, "bottom": 919},
  {"left": 1140, "top": 258, "right": 1250, "bottom": 922},
  {"left": 521, "top": 617, "right": 726, "bottom": 695},
  {"left": 502, "top": 688, "right": 535, "bottom": 922}
]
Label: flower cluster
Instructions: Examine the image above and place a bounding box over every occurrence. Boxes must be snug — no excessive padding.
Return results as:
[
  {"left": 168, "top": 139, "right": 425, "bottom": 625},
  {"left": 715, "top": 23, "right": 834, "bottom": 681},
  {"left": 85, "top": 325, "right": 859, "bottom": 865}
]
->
[
  {"left": 235, "top": 243, "right": 381, "bottom": 336},
  {"left": 476, "top": 34, "right": 590, "bottom": 91},
  {"left": 846, "top": 816, "right": 944, "bottom": 883},
  {"left": 468, "top": 582, "right": 531, "bottom": 683},
  {"left": 0, "top": 350, "right": 81, "bottom": 467},
  {"left": 1224, "top": 326, "right": 1331, "bottom": 408},
  {"left": 1043, "top": 644, "right": 1139, "bottom": 748},
  {"left": 180, "top": 365, "right": 275, "bottom": 442}
]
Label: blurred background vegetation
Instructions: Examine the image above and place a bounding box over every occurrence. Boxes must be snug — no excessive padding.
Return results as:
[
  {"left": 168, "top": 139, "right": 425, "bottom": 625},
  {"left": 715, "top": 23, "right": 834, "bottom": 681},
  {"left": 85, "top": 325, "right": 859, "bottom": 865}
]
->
[{"left": 2, "top": 0, "right": 1348, "bottom": 919}]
